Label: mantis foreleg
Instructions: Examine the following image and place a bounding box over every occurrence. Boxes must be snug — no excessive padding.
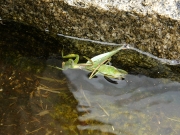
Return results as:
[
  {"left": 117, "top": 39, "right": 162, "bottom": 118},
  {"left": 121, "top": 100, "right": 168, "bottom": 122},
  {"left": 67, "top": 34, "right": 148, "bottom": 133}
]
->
[
  {"left": 83, "top": 56, "right": 93, "bottom": 65},
  {"left": 62, "top": 52, "right": 80, "bottom": 64}
]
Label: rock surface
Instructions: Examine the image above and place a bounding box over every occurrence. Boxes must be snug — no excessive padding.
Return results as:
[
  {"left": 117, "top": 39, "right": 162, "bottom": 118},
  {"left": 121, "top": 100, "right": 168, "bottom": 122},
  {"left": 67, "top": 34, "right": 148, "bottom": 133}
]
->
[
  {"left": 0, "top": 0, "right": 180, "bottom": 59},
  {"left": 0, "top": 20, "right": 180, "bottom": 82}
]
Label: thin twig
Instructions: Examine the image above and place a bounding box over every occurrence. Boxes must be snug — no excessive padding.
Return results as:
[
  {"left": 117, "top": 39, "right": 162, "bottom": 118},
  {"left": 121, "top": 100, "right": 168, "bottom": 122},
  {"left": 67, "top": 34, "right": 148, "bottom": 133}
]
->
[
  {"left": 97, "top": 103, "right": 109, "bottom": 116},
  {"left": 26, "top": 127, "right": 43, "bottom": 134},
  {"left": 37, "top": 86, "right": 61, "bottom": 94},
  {"left": 165, "top": 116, "right": 180, "bottom": 123},
  {"left": 34, "top": 75, "right": 65, "bottom": 84},
  {"left": 80, "top": 85, "right": 91, "bottom": 106}
]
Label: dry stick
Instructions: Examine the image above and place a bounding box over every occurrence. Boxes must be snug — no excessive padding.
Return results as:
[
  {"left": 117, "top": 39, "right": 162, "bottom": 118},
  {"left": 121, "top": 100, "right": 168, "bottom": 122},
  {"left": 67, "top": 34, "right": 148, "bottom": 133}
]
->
[
  {"left": 17, "top": 106, "right": 24, "bottom": 114},
  {"left": 97, "top": 103, "right": 109, "bottom": 116},
  {"left": 79, "top": 85, "right": 91, "bottom": 114},
  {"left": 165, "top": 115, "right": 180, "bottom": 123},
  {"left": 36, "top": 110, "right": 50, "bottom": 116},
  {"left": 80, "top": 85, "right": 91, "bottom": 106},
  {"left": 57, "top": 33, "right": 129, "bottom": 46},
  {"left": 37, "top": 86, "right": 61, "bottom": 94},
  {"left": 26, "top": 127, "right": 44, "bottom": 134},
  {"left": 34, "top": 75, "right": 65, "bottom": 84},
  {"left": 58, "top": 34, "right": 180, "bottom": 65},
  {"left": 30, "top": 116, "right": 41, "bottom": 123},
  {"left": 158, "top": 111, "right": 180, "bottom": 123}
]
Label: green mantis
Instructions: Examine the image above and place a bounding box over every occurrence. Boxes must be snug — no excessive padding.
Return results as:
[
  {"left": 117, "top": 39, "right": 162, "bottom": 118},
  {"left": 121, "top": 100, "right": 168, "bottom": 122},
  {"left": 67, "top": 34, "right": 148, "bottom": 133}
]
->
[
  {"left": 49, "top": 44, "right": 128, "bottom": 80},
  {"left": 84, "top": 45, "right": 128, "bottom": 79}
]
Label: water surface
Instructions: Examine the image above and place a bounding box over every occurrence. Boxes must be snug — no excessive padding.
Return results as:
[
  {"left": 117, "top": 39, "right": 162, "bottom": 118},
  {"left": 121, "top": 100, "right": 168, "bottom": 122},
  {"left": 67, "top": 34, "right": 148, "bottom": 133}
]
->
[
  {"left": 0, "top": 53, "right": 180, "bottom": 135},
  {"left": 61, "top": 65, "right": 180, "bottom": 135}
]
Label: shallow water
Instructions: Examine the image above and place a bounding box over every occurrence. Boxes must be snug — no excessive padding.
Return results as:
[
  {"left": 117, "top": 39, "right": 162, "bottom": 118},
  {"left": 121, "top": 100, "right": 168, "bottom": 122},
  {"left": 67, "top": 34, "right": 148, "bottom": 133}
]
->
[
  {"left": 48, "top": 59, "right": 180, "bottom": 135},
  {"left": 0, "top": 54, "right": 180, "bottom": 135},
  {"left": 1, "top": 21, "right": 180, "bottom": 135}
]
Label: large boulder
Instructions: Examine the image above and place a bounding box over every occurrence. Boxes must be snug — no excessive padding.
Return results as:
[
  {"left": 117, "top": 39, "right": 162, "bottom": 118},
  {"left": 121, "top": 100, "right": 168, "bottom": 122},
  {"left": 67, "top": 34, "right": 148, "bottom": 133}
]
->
[
  {"left": 1, "top": 0, "right": 180, "bottom": 59},
  {"left": 1, "top": 0, "right": 180, "bottom": 81}
]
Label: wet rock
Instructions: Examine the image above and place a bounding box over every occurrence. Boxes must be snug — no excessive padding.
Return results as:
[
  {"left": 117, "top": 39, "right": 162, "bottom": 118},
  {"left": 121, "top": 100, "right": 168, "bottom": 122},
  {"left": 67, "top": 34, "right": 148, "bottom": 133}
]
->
[{"left": 0, "top": 0, "right": 180, "bottom": 60}]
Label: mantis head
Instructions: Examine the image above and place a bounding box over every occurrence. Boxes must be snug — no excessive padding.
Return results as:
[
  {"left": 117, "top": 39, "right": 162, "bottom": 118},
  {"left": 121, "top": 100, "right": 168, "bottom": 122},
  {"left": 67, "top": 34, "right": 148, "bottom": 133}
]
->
[{"left": 62, "top": 59, "right": 74, "bottom": 70}]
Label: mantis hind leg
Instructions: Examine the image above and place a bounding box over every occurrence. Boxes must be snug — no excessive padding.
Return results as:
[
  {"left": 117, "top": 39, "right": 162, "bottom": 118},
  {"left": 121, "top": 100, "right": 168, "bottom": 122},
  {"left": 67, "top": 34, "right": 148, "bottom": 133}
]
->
[
  {"left": 89, "top": 58, "right": 112, "bottom": 79},
  {"left": 83, "top": 56, "right": 93, "bottom": 65}
]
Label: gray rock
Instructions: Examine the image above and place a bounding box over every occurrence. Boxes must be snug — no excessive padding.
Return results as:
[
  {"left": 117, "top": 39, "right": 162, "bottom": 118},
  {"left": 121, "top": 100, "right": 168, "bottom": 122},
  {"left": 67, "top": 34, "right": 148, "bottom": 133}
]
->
[{"left": 0, "top": 0, "right": 180, "bottom": 59}]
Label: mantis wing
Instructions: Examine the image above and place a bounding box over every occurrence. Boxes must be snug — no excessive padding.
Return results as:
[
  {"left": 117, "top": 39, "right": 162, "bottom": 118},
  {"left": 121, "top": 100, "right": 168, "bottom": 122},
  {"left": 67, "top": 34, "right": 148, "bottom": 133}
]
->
[{"left": 87, "top": 45, "right": 127, "bottom": 65}]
